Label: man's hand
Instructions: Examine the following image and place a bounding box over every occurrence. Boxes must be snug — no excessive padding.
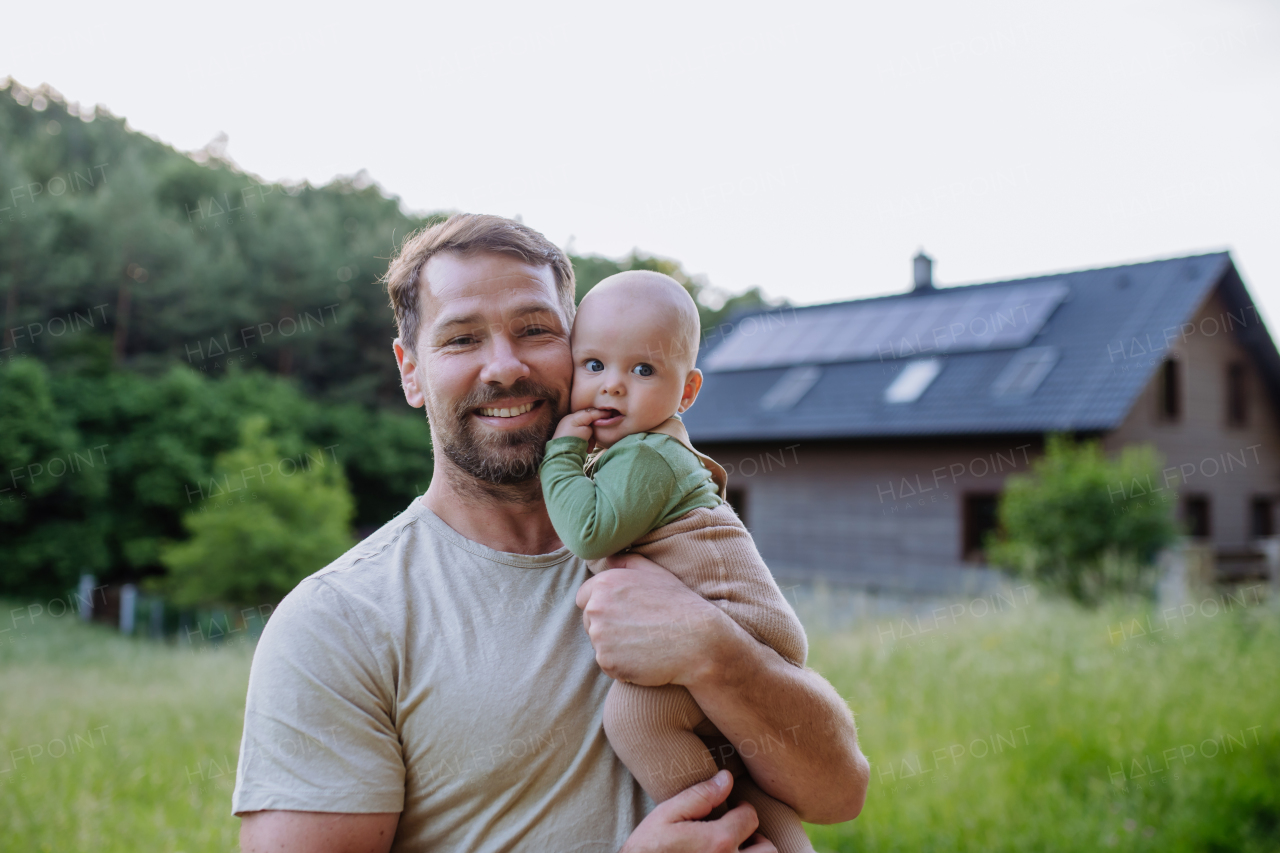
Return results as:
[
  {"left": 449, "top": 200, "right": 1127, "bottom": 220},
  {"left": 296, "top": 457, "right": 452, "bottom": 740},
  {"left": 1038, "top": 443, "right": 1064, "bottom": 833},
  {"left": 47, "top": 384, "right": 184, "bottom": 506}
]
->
[
  {"left": 620, "top": 770, "right": 777, "bottom": 853},
  {"left": 553, "top": 407, "right": 608, "bottom": 442},
  {"left": 578, "top": 553, "right": 869, "bottom": 825},
  {"left": 575, "top": 552, "right": 725, "bottom": 687}
]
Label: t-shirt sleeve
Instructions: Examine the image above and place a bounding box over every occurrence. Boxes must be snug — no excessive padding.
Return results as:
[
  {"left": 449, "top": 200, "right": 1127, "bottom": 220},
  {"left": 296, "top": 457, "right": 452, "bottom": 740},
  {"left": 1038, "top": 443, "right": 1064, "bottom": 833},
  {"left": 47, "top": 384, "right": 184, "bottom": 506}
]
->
[
  {"left": 540, "top": 436, "right": 679, "bottom": 561},
  {"left": 231, "top": 577, "right": 405, "bottom": 815}
]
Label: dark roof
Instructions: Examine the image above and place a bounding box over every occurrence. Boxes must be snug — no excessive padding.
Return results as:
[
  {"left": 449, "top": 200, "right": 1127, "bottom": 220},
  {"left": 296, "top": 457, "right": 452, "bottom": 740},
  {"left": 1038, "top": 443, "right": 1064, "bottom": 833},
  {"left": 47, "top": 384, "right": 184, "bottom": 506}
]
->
[{"left": 685, "top": 252, "right": 1278, "bottom": 442}]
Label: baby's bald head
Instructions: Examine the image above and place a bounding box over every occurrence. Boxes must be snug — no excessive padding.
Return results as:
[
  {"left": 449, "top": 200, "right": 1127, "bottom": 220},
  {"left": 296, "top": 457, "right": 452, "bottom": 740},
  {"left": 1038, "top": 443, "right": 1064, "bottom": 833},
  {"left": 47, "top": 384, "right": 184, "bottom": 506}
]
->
[{"left": 577, "top": 271, "right": 701, "bottom": 372}]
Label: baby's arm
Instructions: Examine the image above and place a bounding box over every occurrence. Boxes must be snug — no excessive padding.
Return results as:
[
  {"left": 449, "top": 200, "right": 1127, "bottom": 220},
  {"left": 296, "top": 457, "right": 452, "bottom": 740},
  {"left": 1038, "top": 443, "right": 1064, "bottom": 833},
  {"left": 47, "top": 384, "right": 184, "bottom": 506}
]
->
[{"left": 540, "top": 430, "right": 679, "bottom": 561}]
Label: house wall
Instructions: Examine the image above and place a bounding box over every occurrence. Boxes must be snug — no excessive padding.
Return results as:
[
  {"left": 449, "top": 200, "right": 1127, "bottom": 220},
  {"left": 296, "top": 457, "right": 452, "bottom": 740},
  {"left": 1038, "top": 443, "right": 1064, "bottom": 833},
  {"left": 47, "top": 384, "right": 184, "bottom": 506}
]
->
[
  {"left": 1101, "top": 290, "right": 1280, "bottom": 551},
  {"left": 697, "top": 436, "right": 1043, "bottom": 595}
]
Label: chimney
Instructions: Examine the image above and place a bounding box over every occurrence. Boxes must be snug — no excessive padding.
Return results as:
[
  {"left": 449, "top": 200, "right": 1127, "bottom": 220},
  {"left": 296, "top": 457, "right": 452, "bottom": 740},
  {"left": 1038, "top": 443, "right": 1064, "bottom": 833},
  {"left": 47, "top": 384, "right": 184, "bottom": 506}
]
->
[{"left": 913, "top": 250, "right": 934, "bottom": 292}]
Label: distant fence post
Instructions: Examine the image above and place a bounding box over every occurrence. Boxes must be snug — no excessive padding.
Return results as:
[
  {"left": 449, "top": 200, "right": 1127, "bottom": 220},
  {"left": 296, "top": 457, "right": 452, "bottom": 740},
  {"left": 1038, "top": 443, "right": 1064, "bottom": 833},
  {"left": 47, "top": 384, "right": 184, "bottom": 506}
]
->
[
  {"left": 149, "top": 597, "right": 164, "bottom": 639},
  {"left": 77, "top": 574, "right": 96, "bottom": 621},
  {"left": 1259, "top": 536, "right": 1280, "bottom": 602},
  {"left": 1156, "top": 545, "right": 1189, "bottom": 610},
  {"left": 120, "top": 584, "right": 137, "bottom": 635}
]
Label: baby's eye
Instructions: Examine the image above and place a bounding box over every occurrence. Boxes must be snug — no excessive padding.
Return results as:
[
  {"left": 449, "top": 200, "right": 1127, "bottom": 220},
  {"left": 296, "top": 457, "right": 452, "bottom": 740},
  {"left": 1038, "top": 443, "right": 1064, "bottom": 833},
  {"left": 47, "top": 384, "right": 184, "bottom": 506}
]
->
[
  {"left": 631, "top": 364, "right": 655, "bottom": 377},
  {"left": 585, "top": 359, "right": 604, "bottom": 372}
]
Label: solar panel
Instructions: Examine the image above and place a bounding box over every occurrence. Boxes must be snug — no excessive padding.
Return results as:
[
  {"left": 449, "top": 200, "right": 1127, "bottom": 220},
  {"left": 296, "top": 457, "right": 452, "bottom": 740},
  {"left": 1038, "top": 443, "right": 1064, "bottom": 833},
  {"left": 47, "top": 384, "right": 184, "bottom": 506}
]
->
[{"left": 703, "top": 281, "right": 1069, "bottom": 372}]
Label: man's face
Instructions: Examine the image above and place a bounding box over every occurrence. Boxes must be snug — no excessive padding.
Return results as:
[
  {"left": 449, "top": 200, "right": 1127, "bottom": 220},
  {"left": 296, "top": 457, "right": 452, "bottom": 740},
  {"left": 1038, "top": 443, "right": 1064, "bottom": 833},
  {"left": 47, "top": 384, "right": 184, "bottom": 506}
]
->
[{"left": 395, "top": 252, "right": 572, "bottom": 485}]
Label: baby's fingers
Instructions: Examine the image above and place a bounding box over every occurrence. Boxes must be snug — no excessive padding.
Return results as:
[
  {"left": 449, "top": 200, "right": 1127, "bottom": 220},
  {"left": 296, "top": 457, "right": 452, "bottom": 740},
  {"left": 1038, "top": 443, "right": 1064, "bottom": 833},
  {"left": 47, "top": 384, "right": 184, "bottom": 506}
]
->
[{"left": 570, "top": 407, "right": 605, "bottom": 425}]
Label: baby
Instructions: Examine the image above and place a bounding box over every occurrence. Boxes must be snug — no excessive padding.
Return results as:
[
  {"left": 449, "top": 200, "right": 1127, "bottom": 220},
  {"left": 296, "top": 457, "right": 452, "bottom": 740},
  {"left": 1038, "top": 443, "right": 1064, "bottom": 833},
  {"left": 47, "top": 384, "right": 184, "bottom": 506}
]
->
[{"left": 539, "top": 271, "right": 813, "bottom": 853}]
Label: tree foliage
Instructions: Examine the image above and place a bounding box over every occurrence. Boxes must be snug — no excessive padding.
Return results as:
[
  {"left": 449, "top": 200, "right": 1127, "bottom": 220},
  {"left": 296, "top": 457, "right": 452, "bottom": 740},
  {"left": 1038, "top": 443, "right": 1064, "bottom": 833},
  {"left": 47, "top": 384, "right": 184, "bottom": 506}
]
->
[
  {"left": 156, "top": 417, "right": 355, "bottom": 608},
  {"left": 0, "top": 359, "right": 433, "bottom": 599},
  {"left": 987, "top": 435, "right": 1180, "bottom": 604}
]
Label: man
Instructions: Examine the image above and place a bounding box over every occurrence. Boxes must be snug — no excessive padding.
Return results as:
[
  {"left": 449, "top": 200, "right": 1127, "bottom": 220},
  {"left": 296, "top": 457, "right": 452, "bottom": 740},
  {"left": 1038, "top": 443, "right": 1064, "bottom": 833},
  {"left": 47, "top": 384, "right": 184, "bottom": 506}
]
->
[{"left": 234, "top": 214, "right": 869, "bottom": 852}]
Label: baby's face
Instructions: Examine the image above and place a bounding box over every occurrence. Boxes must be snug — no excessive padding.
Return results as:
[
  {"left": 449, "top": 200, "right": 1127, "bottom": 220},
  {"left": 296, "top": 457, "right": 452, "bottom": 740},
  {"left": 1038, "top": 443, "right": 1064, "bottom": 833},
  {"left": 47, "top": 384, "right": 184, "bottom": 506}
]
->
[{"left": 570, "top": 290, "right": 694, "bottom": 449}]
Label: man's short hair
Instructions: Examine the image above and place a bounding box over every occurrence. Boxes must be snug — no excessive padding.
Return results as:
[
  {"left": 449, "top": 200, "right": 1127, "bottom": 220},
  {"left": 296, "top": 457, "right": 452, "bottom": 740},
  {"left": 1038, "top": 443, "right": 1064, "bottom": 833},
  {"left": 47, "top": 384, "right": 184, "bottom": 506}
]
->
[{"left": 384, "top": 213, "right": 576, "bottom": 353}]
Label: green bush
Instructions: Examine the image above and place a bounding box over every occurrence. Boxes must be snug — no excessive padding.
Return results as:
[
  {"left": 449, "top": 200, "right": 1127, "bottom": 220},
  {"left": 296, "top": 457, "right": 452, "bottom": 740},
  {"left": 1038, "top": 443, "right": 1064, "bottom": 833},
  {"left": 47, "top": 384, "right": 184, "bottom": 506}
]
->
[
  {"left": 987, "top": 435, "right": 1179, "bottom": 604},
  {"left": 156, "top": 416, "right": 355, "bottom": 607}
]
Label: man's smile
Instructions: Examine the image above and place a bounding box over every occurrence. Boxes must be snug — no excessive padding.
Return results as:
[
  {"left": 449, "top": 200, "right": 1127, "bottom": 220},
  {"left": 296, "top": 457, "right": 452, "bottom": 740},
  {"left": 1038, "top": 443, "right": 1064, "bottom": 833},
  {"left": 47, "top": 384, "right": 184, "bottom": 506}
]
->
[{"left": 473, "top": 398, "right": 546, "bottom": 423}]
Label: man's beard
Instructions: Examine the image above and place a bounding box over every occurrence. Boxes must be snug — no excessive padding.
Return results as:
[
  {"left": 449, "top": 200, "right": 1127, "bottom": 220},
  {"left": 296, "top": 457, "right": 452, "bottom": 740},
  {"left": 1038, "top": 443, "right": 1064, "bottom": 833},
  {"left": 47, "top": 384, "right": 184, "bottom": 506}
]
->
[{"left": 432, "top": 377, "right": 564, "bottom": 487}]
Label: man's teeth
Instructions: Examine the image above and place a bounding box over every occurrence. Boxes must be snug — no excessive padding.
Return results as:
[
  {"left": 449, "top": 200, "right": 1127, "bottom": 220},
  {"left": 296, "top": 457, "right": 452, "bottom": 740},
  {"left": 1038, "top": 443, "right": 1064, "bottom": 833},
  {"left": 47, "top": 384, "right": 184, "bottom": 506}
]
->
[{"left": 479, "top": 402, "right": 535, "bottom": 418}]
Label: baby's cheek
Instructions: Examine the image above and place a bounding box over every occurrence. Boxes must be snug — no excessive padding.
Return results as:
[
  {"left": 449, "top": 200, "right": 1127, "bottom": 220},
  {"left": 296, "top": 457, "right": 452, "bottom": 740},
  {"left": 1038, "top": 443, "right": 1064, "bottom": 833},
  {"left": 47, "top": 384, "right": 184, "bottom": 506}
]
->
[{"left": 569, "top": 376, "right": 597, "bottom": 411}]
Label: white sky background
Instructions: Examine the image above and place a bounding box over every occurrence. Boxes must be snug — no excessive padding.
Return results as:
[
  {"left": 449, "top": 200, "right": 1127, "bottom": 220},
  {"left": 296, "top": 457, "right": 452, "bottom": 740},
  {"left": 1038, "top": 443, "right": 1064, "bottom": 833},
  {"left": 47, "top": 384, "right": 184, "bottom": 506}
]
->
[{"left": 7, "top": 0, "right": 1280, "bottom": 320}]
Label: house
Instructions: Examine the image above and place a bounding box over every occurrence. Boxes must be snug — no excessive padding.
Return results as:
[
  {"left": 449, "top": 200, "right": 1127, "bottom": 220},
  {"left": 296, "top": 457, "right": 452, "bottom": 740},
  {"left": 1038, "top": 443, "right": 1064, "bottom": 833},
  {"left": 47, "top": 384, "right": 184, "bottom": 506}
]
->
[{"left": 683, "top": 251, "right": 1280, "bottom": 595}]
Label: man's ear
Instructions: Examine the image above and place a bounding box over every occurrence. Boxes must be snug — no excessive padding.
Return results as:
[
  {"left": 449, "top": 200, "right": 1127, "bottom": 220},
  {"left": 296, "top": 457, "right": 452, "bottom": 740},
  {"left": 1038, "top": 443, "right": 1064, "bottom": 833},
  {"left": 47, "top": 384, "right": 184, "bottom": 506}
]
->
[
  {"left": 394, "top": 338, "right": 426, "bottom": 409},
  {"left": 677, "top": 369, "right": 703, "bottom": 413}
]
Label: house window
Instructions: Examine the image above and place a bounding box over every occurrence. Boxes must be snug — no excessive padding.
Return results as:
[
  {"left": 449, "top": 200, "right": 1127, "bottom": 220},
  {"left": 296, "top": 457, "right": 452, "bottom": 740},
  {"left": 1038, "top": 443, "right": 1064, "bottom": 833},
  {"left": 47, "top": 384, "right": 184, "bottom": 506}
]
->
[
  {"left": 1158, "top": 358, "right": 1181, "bottom": 422},
  {"left": 1250, "top": 497, "right": 1274, "bottom": 538},
  {"left": 885, "top": 358, "right": 943, "bottom": 404},
  {"left": 962, "top": 493, "right": 1000, "bottom": 562},
  {"left": 1227, "top": 362, "right": 1248, "bottom": 427},
  {"left": 1183, "top": 495, "right": 1211, "bottom": 539},
  {"left": 725, "top": 486, "right": 748, "bottom": 526}
]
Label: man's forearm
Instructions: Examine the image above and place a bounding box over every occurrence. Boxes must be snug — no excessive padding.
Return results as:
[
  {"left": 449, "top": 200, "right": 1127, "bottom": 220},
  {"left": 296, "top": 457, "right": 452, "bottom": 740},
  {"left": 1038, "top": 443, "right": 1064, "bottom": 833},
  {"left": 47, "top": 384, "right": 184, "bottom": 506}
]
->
[
  {"left": 575, "top": 557, "right": 869, "bottom": 823},
  {"left": 682, "top": 609, "right": 869, "bottom": 824}
]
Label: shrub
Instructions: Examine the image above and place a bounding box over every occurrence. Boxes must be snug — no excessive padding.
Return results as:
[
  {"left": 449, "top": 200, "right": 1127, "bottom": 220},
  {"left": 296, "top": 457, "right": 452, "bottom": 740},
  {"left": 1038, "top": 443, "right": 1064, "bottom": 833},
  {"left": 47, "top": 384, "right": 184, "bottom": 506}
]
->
[
  {"left": 155, "top": 416, "right": 355, "bottom": 607},
  {"left": 987, "top": 435, "right": 1179, "bottom": 603}
]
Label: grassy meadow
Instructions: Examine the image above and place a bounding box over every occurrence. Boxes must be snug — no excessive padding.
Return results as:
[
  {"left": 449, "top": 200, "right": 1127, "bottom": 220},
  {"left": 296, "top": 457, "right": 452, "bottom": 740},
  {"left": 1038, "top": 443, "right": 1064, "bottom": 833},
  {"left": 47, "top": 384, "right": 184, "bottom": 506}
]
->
[
  {"left": 1, "top": 589, "right": 1277, "bottom": 852},
  {"left": 809, "top": 587, "right": 1280, "bottom": 852}
]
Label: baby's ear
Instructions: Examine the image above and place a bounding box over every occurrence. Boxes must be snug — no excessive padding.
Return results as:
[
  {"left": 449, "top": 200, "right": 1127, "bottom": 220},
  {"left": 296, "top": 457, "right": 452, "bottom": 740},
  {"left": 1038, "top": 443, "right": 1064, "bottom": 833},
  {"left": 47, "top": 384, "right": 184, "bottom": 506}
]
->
[{"left": 678, "top": 369, "right": 704, "bottom": 412}]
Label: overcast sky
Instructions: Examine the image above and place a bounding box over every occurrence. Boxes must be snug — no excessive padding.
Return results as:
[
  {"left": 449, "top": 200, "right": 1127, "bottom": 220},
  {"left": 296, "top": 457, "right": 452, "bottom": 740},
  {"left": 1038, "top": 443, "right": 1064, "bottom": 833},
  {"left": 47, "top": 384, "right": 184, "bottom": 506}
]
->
[{"left": 8, "top": 1, "right": 1279, "bottom": 321}]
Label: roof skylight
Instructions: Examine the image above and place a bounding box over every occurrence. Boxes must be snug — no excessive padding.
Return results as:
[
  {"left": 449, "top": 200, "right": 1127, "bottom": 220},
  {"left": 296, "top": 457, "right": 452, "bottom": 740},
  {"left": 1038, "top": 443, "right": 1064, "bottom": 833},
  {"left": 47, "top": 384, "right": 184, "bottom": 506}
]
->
[
  {"left": 884, "top": 359, "right": 943, "bottom": 404},
  {"left": 992, "top": 346, "right": 1058, "bottom": 399},
  {"left": 759, "top": 365, "right": 822, "bottom": 411}
]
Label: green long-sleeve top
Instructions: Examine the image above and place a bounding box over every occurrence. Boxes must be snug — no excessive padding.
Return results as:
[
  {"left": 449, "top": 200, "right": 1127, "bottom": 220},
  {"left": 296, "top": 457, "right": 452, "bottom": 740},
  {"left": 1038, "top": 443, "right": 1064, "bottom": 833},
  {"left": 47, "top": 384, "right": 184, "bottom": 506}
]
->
[{"left": 540, "top": 433, "right": 722, "bottom": 561}]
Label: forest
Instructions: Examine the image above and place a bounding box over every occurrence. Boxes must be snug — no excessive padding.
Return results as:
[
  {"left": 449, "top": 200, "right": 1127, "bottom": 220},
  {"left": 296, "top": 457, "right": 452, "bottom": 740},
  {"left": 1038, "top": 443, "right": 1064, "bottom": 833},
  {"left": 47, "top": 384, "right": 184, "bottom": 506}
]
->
[{"left": 0, "top": 80, "right": 770, "bottom": 601}]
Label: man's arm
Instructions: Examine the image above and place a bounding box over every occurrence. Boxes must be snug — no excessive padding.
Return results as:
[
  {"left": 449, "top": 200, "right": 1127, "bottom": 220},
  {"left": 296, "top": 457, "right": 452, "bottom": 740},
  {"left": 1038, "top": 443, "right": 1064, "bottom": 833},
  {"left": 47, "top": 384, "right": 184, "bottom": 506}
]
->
[
  {"left": 576, "top": 555, "right": 870, "bottom": 824},
  {"left": 240, "top": 811, "right": 399, "bottom": 853}
]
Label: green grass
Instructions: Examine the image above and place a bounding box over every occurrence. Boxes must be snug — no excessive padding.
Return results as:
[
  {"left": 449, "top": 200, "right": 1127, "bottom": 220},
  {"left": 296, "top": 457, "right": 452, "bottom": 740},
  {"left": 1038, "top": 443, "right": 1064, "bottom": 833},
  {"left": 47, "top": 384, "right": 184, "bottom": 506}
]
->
[
  {"left": 2, "top": 592, "right": 1278, "bottom": 852},
  {"left": 0, "top": 611, "right": 252, "bottom": 852},
  {"left": 807, "top": 589, "right": 1280, "bottom": 852}
]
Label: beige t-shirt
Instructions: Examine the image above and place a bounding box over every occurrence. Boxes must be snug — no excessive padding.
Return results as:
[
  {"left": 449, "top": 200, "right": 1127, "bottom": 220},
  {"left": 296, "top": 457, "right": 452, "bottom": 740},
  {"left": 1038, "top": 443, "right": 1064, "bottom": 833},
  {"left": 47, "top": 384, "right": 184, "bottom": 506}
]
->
[{"left": 231, "top": 497, "right": 649, "bottom": 852}]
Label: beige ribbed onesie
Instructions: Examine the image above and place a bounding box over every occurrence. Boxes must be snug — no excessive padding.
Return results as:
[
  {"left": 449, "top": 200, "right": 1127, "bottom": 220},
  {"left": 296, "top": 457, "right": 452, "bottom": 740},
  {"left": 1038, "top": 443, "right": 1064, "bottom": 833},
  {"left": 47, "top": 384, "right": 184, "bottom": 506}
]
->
[{"left": 540, "top": 418, "right": 813, "bottom": 853}]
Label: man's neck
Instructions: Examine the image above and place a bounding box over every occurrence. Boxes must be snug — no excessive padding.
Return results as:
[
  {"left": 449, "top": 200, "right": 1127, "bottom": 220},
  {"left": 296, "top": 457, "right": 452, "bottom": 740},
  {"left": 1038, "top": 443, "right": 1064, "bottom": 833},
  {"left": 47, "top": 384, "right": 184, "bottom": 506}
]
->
[{"left": 422, "top": 460, "right": 564, "bottom": 556}]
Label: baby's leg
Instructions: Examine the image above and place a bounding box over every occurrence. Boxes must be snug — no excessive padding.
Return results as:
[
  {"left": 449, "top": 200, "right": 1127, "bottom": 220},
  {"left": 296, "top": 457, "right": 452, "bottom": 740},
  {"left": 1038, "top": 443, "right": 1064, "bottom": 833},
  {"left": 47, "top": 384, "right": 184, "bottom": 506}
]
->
[
  {"left": 603, "top": 681, "right": 719, "bottom": 802},
  {"left": 730, "top": 774, "right": 814, "bottom": 853}
]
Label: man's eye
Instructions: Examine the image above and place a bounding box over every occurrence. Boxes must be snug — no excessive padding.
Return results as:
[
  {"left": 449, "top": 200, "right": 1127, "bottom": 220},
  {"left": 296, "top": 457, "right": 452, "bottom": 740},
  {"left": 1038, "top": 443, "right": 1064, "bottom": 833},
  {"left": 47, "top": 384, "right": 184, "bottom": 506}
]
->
[
  {"left": 631, "top": 364, "right": 654, "bottom": 377},
  {"left": 448, "top": 336, "right": 478, "bottom": 347},
  {"left": 524, "top": 326, "right": 549, "bottom": 336},
  {"left": 585, "top": 359, "right": 604, "bottom": 372}
]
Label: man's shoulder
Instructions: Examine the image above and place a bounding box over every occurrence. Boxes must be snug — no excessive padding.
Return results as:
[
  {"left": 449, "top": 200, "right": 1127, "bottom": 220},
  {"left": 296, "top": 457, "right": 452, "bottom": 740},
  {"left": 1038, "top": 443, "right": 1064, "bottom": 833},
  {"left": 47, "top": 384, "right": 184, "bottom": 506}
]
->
[
  {"left": 317, "top": 498, "right": 427, "bottom": 580},
  {"left": 261, "top": 498, "right": 436, "bottom": 661},
  {"left": 277, "top": 497, "right": 431, "bottom": 618}
]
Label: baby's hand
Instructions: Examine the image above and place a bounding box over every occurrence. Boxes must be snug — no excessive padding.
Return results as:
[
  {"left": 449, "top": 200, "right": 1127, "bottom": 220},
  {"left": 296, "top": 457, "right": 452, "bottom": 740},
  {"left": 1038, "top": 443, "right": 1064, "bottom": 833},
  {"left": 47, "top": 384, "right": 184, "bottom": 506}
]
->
[{"left": 554, "top": 408, "right": 607, "bottom": 443}]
